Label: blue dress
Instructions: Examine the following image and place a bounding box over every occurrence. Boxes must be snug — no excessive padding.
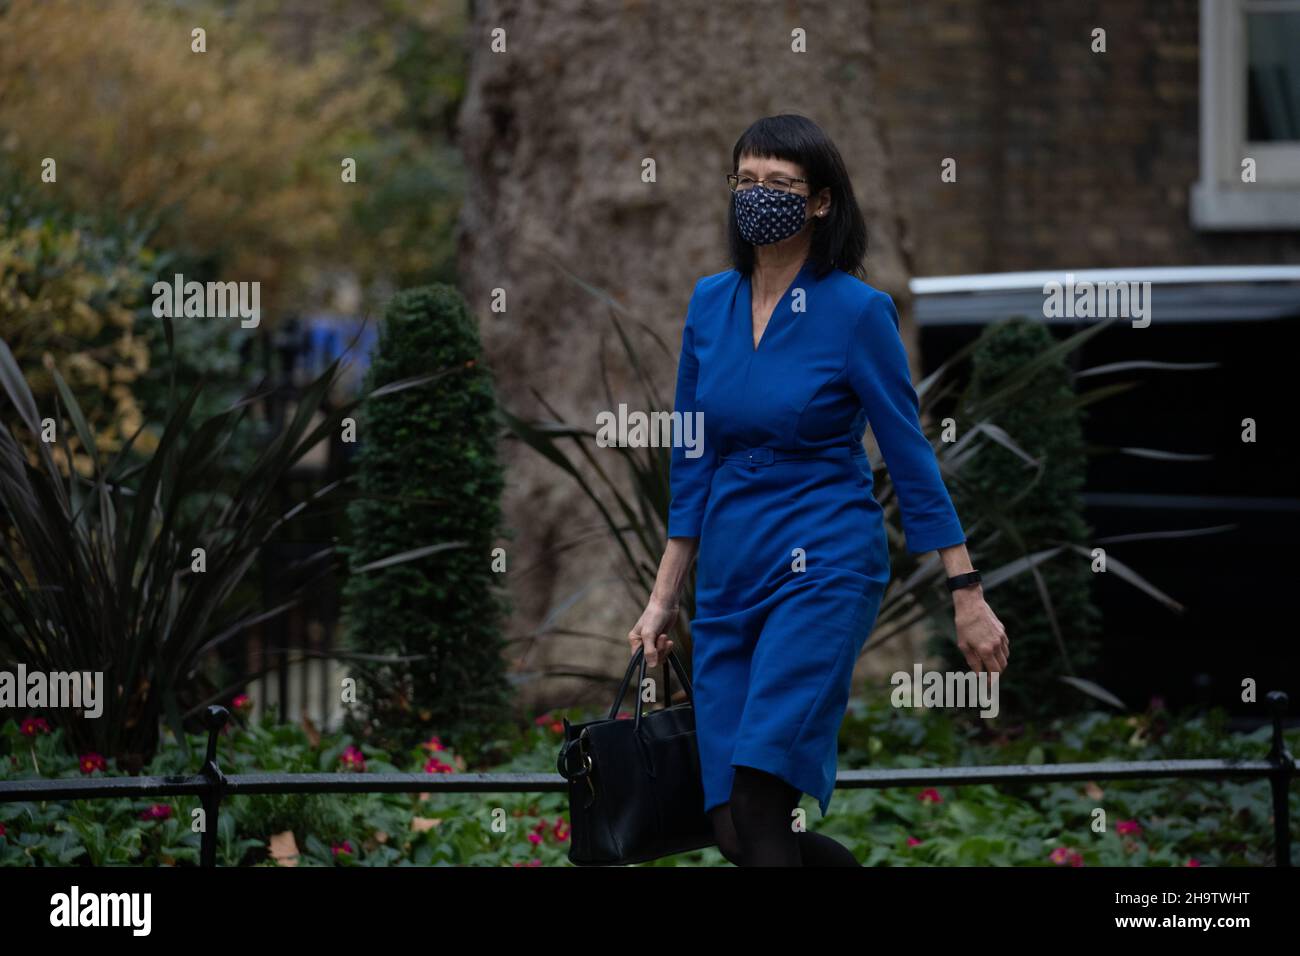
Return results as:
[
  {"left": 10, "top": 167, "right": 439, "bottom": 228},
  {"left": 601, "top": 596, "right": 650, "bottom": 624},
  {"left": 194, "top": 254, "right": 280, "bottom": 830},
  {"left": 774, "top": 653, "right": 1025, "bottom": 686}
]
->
[{"left": 668, "top": 256, "right": 967, "bottom": 818}]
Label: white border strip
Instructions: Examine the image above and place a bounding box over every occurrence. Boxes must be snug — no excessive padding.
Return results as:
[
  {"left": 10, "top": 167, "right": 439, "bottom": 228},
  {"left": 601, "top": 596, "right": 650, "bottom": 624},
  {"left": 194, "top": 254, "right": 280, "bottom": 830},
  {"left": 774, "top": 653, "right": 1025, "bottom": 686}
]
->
[{"left": 910, "top": 266, "right": 1300, "bottom": 295}]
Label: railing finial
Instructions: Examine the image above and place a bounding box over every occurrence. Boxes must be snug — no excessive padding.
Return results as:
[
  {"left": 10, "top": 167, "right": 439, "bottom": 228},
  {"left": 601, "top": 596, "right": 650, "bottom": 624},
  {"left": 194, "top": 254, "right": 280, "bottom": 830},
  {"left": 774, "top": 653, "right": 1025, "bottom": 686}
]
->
[{"left": 203, "top": 705, "right": 230, "bottom": 767}]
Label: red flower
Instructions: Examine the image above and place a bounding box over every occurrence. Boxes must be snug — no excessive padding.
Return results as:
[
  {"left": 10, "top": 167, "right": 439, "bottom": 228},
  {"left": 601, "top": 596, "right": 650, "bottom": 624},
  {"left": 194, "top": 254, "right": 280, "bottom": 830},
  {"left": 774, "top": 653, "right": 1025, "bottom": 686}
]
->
[
  {"left": 615, "top": 710, "right": 633, "bottom": 721},
  {"left": 906, "top": 836, "right": 922, "bottom": 846},
  {"left": 1116, "top": 819, "right": 1142, "bottom": 836},
  {"left": 138, "top": 804, "right": 172, "bottom": 821},
  {"left": 512, "top": 858, "right": 543, "bottom": 867},
  {"left": 533, "top": 713, "right": 553, "bottom": 726},
  {"left": 20, "top": 717, "right": 51, "bottom": 737},
  {"left": 423, "top": 756, "right": 454, "bottom": 774},
  {"left": 1186, "top": 858, "right": 1201, "bottom": 867},
  {"left": 550, "top": 721, "right": 564, "bottom": 733},
  {"left": 1049, "top": 846, "right": 1084, "bottom": 866},
  {"left": 339, "top": 745, "right": 366, "bottom": 772},
  {"left": 231, "top": 694, "right": 253, "bottom": 713},
  {"left": 78, "top": 752, "right": 107, "bottom": 775},
  {"left": 331, "top": 840, "right": 354, "bottom": 857},
  {"left": 0, "top": 822, "right": 7, "bottom": 839},
  {"left": 917, "top": 788, "right": 943, "bottom": 804},
  {"left": 423, "top": 735, "right": 446, "bottom": 752},
  {"left": 553, "top": 817, "right": 570, "bottom": 842}
]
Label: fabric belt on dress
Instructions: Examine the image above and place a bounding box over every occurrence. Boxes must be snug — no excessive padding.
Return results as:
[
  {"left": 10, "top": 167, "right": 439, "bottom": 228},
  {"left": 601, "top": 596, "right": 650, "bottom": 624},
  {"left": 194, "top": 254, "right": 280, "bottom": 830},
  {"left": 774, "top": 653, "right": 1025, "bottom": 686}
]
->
[{"left": 720, "top": 445, "right": 858, "bottom": 467}]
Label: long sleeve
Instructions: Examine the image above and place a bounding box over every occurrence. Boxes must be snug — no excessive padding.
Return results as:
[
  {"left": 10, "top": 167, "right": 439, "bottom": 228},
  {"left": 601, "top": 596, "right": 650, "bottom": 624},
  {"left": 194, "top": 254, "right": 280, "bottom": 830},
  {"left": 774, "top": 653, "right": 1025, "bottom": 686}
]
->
[
  {"left": 667, "top": 281, "right": 718, "bottom": 538},
  {"left": 846, "top": 290, "right": 966, "bottom": 555}
]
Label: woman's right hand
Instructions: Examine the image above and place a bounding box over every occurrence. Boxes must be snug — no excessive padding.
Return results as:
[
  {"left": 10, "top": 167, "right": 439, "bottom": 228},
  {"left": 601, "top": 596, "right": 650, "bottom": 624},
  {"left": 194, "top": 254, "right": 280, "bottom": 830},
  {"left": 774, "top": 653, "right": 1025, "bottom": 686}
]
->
[{"left": 628, "top": 597, "right": 679, "bottom": 667}]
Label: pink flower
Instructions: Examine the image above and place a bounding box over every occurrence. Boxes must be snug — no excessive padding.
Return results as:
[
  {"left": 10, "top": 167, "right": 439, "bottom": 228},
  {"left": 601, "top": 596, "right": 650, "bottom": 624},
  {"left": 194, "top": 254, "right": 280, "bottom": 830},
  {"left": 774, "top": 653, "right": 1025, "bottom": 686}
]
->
[
  {"left": 231, "top": 693, "right": 253, "bottom": 713},
  {"left": 138, "top": 804, "right": 172, "bottom": 821},
  {"left": 1116, "top": 820, "right": 1142, "bottom": 836},
  {"left": 531, "top": 714, "right": 564, "bottom": 733},
  {"left": 0, "top": 822, "right": 7, "bottom": 839},
  {"left": 423, "top": 756, "right": 454, "bottom": 774},
  {"left": 1186, "top": 858, "right": 1201, "bottom": 867},
  {"left": 917, "top": 788, "right": 943, "bottom": 804},
  {"left": 339, "top": 745, "right": 366, "bottom": 772},
  {"left": 906, "top": 836, "right": 922, "bottom": 846},
  {"left": 423, "top": 735, "right": 446, "bottom": 752},
  {"left": 331, "top": 840, "right": 354, "bottom": 857},
  {"left": 20, "top": 717, "right": 51, "bottom": 737},
  {"left": 528, "top": 832, "right": 542, "bottom": 845},
  {"left": 512, "top": 858, "right": 543, "bottom": 867},
  {"left": 553, "top": 817, "right": 570, "bottom": 842},
  {"left": 78, "top": 752, "right": 107, "bottom": 775},
  {"left": 1049, "top": 846, "right": 1084, "bottom": 866}
]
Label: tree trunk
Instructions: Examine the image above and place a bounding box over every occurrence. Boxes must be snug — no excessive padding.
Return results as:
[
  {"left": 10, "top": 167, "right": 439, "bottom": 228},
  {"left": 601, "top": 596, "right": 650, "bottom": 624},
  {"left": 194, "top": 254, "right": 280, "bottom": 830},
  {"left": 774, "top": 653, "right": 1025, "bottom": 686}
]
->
[{"left": 457, "top": 0, "right": 915, "bottom": 715}]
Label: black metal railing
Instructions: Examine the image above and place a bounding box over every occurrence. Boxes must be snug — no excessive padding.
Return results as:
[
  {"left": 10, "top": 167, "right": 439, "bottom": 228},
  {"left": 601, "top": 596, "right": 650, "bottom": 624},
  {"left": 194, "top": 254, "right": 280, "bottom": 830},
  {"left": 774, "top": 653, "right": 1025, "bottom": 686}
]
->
[{"left": 1, "top": 691, "right": 1294, "bottom": 867}]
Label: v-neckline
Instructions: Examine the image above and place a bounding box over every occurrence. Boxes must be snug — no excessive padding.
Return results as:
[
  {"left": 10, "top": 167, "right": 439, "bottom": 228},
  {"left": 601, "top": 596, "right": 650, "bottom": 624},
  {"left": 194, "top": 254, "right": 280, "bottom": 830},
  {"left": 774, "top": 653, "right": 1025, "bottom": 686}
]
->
[{"left": 743, "top": 258, "right": 814, "bottom": 353}]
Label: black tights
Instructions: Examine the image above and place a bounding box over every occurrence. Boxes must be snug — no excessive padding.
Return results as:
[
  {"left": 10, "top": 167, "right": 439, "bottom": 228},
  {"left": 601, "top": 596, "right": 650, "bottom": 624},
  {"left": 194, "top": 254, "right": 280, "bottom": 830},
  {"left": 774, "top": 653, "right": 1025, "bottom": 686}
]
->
[{"left": 710, "top": 765, "right": 860, "bottom": 866}]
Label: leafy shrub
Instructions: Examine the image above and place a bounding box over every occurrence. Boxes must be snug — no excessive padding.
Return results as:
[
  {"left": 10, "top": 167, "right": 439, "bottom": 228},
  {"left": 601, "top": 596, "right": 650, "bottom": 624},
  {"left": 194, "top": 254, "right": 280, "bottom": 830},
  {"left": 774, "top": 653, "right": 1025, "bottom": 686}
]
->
[
  {"left": 938, "top": 316, "right": 1103, "bottom": 718},
  {"left": 340, "top": 285, "right": 512, "bottom": 757},
  {"left": 0, "top": 326, "right": 437, "bottom": 766},
  {"left": 0, "top": 167, "right": 162, "bottom": 468}
]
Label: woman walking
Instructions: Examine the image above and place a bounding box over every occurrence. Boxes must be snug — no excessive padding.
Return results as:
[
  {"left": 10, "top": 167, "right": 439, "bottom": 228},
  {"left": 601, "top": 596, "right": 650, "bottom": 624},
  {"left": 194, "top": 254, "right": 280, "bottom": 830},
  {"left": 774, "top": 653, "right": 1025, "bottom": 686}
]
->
[{"left": 628, "top": 114, "right": 1010, "bottom": 867}]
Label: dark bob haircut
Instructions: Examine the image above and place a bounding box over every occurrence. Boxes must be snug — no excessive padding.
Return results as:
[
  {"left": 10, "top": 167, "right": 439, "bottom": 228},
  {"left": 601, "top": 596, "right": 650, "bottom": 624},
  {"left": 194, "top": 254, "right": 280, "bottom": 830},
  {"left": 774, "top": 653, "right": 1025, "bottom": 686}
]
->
[{"left": 727, "top": 114, "right": 867, "bottom": 281}]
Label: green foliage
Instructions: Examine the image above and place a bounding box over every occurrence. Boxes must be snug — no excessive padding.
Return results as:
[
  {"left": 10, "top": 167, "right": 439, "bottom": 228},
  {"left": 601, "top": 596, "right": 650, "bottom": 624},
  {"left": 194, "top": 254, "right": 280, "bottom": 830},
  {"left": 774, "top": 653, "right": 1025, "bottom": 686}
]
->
[
  {"left": 0, "top": 325, "right": 440, "bottom": 766},
  {"left": 340, "top": 285, "right": 512, "bottom": 757},
  {"left": 938, "top": 317, "right": 1103, "bottom": 718},
  {"left": 3, "top": 696, "right": 1293, "bottom": 867},
  {"left": 0, "top": 164, "right": 163, "bottom": 467}
]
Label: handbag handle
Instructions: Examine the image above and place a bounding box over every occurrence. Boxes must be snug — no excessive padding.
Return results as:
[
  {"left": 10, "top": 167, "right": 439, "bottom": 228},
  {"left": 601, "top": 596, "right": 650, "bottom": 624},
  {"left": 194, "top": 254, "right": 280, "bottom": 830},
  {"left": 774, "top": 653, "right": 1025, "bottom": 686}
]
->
[{"left": 608, "top": 644, "right": 695, "bottom": 726}]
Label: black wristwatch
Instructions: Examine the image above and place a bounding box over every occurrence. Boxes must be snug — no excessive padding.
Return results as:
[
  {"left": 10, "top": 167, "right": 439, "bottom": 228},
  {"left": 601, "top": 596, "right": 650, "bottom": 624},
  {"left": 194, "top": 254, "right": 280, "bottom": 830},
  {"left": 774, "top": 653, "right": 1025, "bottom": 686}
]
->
[{"left": 946, "top": 569, "right": 982, "bottom": 592}]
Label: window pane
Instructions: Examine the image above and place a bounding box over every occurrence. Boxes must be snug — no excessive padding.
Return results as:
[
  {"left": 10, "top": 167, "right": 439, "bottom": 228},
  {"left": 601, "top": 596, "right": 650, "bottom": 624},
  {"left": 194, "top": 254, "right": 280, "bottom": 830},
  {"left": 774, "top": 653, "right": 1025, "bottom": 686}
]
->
[{"left": 1246, "top": 11, "right": 1300, "bottom": 142}]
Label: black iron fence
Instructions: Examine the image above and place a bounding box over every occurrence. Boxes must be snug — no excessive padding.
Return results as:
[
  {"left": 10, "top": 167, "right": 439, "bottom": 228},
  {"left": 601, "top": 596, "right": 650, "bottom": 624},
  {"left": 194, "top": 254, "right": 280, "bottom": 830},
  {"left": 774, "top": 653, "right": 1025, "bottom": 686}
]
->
[{"left": 2, "top": 691, "right": 1294, "bottom": 867}]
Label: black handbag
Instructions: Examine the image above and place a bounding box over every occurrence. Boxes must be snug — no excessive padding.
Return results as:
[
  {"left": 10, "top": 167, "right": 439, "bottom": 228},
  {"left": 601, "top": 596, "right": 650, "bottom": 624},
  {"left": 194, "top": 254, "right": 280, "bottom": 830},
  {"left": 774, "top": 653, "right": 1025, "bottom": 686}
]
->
[{"left": 556, "top": 644, "right": 714, "bottom": 865}]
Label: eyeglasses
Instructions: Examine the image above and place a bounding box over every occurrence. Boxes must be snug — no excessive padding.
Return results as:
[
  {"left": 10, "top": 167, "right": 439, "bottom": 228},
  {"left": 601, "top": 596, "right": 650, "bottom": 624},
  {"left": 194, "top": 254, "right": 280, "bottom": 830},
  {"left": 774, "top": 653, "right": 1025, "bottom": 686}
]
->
[{"left": 727, "top": 174, "right": 808, "bottom": 194}]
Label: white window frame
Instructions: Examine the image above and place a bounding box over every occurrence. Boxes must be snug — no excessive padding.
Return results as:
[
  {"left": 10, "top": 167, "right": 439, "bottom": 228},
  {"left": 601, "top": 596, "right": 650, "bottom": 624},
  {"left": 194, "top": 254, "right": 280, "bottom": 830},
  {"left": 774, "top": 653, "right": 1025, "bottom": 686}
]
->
[{"left": 1191, "top": 0, "right": 1300, "bottom": 229}]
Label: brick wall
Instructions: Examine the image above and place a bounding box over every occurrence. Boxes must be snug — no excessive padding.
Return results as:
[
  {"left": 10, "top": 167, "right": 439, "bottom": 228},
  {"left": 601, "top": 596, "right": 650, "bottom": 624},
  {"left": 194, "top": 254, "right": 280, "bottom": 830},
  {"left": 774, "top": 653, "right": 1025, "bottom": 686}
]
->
[{"left": 873, "top": 0, "right": 1300, "bottom": 276}]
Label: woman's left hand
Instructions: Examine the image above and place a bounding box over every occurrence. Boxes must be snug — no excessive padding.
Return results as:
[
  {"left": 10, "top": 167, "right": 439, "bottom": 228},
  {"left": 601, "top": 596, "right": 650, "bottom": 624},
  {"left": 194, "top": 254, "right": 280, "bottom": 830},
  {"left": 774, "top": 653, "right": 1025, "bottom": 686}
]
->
[{"left": 953, "top": 587, "right": 1009, "bottom": 673}]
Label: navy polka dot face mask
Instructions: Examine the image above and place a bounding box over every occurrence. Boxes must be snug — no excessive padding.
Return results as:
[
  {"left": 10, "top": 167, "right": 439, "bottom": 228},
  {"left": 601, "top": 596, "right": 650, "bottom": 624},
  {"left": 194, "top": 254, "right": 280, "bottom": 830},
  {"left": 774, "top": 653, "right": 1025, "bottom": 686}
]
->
[{"left": 733, "top": 184, "right": 810, "bottom": 246}]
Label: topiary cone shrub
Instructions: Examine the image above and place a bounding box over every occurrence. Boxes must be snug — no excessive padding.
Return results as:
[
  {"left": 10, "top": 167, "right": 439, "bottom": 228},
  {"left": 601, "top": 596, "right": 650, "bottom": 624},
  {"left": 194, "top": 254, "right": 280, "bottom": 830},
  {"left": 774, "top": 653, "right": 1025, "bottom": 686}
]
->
[
  {"left": 339, "top": 284, "right": 512, "bottom": 758},
  {"left": 936, "top": 316, "right": 1103, "bottom": 720}
]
